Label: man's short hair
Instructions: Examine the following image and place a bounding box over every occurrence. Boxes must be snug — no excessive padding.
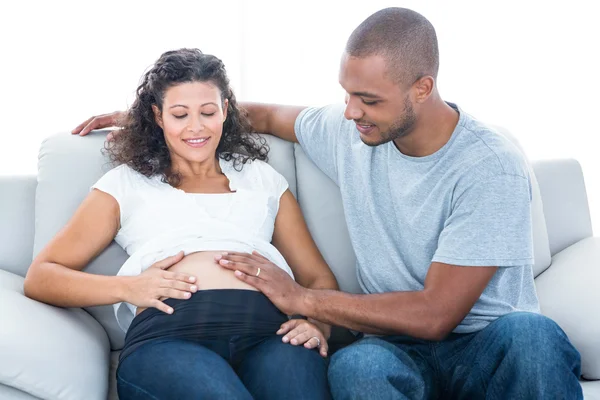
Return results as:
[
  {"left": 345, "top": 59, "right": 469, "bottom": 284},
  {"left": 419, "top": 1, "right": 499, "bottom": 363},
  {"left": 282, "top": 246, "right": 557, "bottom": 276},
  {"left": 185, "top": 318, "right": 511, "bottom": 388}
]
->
[{"left": 346, "top": 8, "right": 439, "bottom": 86}]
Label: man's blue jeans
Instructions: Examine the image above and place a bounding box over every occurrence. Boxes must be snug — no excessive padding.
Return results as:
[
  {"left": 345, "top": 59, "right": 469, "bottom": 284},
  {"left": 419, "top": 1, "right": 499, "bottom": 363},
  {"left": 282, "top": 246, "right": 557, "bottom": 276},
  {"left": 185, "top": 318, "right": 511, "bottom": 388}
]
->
[{"left": 329, "top": 312, "right": 582, "bottom": 399}]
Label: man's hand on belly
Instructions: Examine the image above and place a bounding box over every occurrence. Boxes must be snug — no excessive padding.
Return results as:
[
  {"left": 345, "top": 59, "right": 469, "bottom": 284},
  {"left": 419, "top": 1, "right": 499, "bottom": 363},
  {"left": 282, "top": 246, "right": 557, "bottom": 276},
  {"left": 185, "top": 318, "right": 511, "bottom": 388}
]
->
[{"left": 215, "top": 251, "right": 308, "bottom": 316}]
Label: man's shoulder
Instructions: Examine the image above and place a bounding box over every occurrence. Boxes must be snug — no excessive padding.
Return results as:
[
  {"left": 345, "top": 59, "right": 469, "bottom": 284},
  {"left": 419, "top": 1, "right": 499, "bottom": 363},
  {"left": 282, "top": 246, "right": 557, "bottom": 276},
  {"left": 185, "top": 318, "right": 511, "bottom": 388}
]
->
[{"left": 456, "top": 115, "right": 530, "bottom": 181}]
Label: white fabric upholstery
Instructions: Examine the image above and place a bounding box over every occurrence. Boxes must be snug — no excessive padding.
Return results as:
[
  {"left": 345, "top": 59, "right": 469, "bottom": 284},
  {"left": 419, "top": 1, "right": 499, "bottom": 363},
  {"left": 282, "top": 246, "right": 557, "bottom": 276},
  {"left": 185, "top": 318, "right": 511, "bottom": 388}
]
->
[
  {"left": 0, "top": 385, "right": 40, "bottom": 400},
  {"left": 0, "top": 176, "right": 36, "bottom": 277},
  {"left": 0, "top": 270, "right": 110, "bottom": 400},
  {"left": 294, "top": 144, "right": 361, "bottom": 294},
  {"left": 535, "top": 237, "right": 600, "bottom": 379},
  {"left": 582, "top": 380, "right": 600, "bottom": 400},
  {"left": 532, "top": 159, "right": 594, "bottom": 256}
]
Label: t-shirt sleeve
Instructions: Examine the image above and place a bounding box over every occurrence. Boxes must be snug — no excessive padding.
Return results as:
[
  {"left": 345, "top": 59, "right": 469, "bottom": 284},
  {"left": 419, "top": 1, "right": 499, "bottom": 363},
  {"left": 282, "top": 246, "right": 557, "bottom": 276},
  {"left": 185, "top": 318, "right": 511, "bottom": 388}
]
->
[
  {"left": 90, "top": 164, "right": 130, "bottom": 226},
  {"left": 294, "top": 104, "right": 347, "bottom": 184},
  {"left": 432, "top": 173, "right": 534, "bottom": 267},
  {"left": 253, "top": 160, "right": 289, "bottom": 199}
]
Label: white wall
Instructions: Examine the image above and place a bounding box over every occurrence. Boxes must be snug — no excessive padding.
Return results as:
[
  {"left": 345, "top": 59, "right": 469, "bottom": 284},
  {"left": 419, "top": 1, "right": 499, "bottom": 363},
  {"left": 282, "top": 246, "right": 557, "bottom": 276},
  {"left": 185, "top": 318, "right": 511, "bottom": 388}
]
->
[{"left": 2, "top": 0, "right": 598, "bottom": 231}]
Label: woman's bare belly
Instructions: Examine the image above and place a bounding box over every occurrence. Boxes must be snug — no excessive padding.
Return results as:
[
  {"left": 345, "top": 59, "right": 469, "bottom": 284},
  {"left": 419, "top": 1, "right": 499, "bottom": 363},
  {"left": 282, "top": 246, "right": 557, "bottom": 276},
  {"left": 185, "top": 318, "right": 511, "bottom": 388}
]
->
[{"left": 136, "top": 251, "right": 258, "bottom": 315}]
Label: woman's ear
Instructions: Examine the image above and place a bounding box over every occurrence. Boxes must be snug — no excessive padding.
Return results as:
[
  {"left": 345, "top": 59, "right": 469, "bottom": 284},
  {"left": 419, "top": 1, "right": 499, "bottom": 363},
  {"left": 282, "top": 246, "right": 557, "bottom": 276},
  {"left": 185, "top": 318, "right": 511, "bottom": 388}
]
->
[
  {"left": 223, "top": 99, "right": 229, "bottom": 122},
  {"left": 152, "top": 104, "right": 164, "bottom": 129}
]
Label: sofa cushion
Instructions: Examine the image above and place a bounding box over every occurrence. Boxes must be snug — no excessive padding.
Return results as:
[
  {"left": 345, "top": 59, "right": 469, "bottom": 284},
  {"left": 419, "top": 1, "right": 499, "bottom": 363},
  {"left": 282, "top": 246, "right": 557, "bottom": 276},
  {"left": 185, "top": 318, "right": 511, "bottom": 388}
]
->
[
  {"left": 0, "top": 175, "right": 36, "bottom": 278},
  {"left": 294, "top": 144, "right": 361, "bottom": 294},
  {"left": 535, "top": 237, "right": 600, "bottom": 380},
  {"left": 532, "top": 159, "right": 594, "bottom": 256},
  {"left": 34, "top": 131, "right": 296, "bottom": 350},
  {"left": 0, "top": 269, "right": 110, "bottom": 400}
]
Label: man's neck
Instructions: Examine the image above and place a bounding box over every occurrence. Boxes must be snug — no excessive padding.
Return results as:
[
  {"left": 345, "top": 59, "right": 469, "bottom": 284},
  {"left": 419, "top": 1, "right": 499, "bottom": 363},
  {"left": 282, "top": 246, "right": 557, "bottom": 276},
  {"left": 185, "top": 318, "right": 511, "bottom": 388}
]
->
[{"left": 393, "top": 99, "right": 459, "bottom": 158}]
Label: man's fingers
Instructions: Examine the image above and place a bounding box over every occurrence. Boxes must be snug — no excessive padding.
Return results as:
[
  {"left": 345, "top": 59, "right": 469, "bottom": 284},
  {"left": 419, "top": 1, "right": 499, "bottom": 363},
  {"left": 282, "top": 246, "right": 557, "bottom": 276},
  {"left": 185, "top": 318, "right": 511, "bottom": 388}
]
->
[
  {"left": 277, "top": 319, "right": 301, "bottom": 335},
  {"left": 80, "top": 117, "right": 105, "bottom": 136},
  {"left": 232, "top": 270, "right": 264, "bottom": 289},
  {"left": 152, "top": 251, "right": 185, "bottom": 269},
  {"left": 218, "top": 258, "right": 258, "bottom": 276},
  {"left": 151, "top": 299, "right": 174, "bottom": 314},
  {"left": 217, "top": 253, "right": 259, "bottom": 265},
  {"left": 251, "top": 251, "right": 270, "bottom": 262},
  {"left": 72, "top": 117, "right": 94, "bottom": 134}
]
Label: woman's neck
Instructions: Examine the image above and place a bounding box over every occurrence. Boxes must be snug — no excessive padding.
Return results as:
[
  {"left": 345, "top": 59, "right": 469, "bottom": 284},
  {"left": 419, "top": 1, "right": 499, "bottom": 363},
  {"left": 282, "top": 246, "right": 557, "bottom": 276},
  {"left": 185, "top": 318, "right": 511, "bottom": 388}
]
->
[{"left": 171, "top": 156, "right": 222, "bottom": 182}]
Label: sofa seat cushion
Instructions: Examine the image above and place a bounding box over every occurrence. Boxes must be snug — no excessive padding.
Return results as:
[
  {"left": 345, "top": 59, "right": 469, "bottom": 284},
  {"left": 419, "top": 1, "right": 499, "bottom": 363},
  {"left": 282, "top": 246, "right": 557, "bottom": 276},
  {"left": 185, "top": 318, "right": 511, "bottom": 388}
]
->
[{"left": 535, "top": 237, "right": 600, "bottom": 379}]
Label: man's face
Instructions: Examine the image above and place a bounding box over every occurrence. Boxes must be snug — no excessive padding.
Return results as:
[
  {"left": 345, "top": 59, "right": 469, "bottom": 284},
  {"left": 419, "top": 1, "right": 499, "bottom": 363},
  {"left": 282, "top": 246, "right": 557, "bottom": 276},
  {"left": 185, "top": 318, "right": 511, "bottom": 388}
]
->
[{"left": 339, "top": 53, "right": 417, "bottom": 146}]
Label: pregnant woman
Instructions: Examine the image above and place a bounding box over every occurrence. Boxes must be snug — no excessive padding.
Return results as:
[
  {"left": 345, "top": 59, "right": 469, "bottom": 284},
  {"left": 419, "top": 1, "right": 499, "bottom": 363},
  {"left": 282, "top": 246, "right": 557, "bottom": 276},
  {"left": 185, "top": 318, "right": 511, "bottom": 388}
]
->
[{"left": 24, "top": 48, "right": 337, "bottom": 399}]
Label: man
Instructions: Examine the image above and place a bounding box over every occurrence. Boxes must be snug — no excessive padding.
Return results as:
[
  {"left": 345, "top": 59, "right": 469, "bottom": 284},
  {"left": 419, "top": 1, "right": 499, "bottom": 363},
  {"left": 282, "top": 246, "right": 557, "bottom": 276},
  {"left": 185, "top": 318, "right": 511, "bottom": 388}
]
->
[{"left": 74, "top": 7, "right": 582, "bottom": 399}]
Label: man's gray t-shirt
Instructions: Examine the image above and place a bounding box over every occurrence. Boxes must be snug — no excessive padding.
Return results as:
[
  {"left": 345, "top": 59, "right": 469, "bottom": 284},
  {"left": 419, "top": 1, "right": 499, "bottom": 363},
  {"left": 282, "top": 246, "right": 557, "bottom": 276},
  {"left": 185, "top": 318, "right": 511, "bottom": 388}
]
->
[{"left": 295, "top": 103, "right": 539, "bottom": 333}]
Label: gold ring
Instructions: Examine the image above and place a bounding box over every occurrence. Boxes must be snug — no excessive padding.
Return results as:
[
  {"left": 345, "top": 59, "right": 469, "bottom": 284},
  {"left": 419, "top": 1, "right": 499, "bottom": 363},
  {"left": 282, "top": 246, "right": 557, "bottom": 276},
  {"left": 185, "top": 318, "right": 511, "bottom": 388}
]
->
[{"left": 255, "top": 267, "right": 261, "bottom": 277}]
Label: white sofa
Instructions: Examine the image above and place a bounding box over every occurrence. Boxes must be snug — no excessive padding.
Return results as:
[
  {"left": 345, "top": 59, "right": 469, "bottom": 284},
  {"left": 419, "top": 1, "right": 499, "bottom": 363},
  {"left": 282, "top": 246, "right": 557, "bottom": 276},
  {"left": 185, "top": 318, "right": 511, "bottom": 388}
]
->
[{"left": 1, "top": 130, "right": 599, "bottom": 399}]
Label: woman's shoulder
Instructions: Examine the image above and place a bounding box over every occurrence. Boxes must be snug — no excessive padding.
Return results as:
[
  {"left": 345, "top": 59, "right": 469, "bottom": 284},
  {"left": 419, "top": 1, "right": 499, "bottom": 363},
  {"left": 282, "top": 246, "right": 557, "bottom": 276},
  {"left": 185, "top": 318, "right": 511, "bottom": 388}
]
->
[{"left": 97, "top": 163, "right": 161, "bottom": 191}]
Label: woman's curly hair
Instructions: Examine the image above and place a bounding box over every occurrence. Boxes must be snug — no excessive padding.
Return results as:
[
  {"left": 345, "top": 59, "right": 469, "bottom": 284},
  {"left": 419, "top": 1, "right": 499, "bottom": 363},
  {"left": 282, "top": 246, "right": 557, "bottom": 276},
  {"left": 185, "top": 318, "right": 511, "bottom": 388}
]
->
[{"left": 106, "top": 48, "right": 268, "bottom": 187}]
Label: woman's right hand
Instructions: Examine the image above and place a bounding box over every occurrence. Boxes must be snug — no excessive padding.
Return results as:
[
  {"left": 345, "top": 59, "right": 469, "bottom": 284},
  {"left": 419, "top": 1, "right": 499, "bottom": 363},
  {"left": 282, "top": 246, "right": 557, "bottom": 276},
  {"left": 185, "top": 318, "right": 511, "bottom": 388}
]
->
[
  {"left": 71, "top": 110, "right": 125, "bottom": 138},
  {"left": 122, "top": 251, "right": 198, "bottom": 314}
]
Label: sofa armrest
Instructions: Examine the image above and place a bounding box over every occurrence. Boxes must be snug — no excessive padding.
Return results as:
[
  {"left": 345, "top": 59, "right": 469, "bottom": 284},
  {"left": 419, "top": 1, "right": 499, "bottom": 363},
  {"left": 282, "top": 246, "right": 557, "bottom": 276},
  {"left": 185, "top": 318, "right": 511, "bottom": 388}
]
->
[
  {"left": 0, "top": 270, "right": 110, "bottom": 400},
  {"left": 531, "top": 159, "right": 593, "bottom": 256},
  {"left": 0, "top": 175, "right": 36, "bottom": 277},
  {"left": 535, "top": 237, "right": 600, "bottom": 380}
]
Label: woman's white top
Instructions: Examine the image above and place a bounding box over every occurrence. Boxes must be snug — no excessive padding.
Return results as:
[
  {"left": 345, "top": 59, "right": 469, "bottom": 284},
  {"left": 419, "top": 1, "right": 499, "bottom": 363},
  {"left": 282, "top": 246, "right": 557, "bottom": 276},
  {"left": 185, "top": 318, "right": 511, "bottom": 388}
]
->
[{"left": 91, "top": 157, "right": 294, "bottom": 331}]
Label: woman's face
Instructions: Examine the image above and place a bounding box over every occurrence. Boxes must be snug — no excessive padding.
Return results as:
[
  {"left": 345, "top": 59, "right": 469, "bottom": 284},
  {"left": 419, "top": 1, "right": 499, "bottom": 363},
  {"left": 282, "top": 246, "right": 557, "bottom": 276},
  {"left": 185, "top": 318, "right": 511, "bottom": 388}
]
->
[{"left": 154, "top": 81, "right": 228, "bottom": 166}]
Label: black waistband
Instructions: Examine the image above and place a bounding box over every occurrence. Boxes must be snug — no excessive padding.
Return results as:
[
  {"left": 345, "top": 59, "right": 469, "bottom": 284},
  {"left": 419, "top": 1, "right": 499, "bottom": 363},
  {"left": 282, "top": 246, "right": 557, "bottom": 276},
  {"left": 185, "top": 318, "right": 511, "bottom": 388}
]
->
[{"left": 120, "top": 289, "right": 287, "bottom": 362}]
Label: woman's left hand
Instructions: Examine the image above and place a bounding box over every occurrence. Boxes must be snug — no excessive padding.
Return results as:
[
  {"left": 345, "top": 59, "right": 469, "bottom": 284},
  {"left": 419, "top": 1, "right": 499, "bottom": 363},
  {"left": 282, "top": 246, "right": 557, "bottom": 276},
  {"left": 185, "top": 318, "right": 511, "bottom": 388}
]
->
[{"left": 277, "top": 319, "right": 330, "bottom": 357}]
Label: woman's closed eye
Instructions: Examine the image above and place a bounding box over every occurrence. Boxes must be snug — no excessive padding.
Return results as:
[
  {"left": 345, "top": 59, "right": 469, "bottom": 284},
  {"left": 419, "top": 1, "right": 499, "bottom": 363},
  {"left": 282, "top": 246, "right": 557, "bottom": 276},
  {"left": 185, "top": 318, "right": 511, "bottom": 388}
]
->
[{"left": 173, "top": 112, "right": 216, "bottom": 119}]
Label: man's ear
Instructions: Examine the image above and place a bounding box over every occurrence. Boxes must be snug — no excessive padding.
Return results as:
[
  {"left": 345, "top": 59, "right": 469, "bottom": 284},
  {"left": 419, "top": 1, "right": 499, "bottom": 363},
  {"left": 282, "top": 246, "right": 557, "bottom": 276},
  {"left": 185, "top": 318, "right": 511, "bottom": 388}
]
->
[
  {"left": 414, "top": 76, "right": 435, "bottom": 104},
  {"left": 152, "top": 104, "right": 164, "bottom": 129}
]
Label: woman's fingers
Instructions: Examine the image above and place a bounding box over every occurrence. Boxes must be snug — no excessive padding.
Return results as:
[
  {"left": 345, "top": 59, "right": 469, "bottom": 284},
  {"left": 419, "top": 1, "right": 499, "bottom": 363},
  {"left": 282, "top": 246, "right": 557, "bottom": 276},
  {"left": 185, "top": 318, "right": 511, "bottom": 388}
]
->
[
  {"left": 160, "top": 277, "right": 197, "bottom": 294},
  {"left": 277, "top": 319, "right": 301, "bottom": 335},
  {"left": 151, "top": 299, "right": 174, "bottom": 315},
  {"left": 306, "top": 336, "right": 329, "bottom": 357},
  {"left": 163, "top": 270, "right": 197, "bottom": 284},
  {"left": 161, "top": 288, "right": 193, "bottom": 300},
  {"left": 151, "top": 251, "right": 185, "bottom": 270},
  {"left": 282, "top": 324, "right": 308, "bottom": 344}
]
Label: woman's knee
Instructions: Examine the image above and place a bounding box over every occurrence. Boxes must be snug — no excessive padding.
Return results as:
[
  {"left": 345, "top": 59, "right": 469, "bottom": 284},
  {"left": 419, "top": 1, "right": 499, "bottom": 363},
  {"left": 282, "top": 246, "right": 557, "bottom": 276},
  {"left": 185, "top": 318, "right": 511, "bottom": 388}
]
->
[
  {"left": 117, "top": 340, "right": 252, "bottom": 399},
  {"left": 238, "top": 336, "right": 330, "bottom": 399}
]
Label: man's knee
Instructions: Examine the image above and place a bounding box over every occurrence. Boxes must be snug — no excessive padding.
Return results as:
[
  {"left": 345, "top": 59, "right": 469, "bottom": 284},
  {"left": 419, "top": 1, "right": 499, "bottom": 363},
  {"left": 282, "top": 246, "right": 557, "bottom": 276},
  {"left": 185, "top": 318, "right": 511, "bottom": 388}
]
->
[
  {"left": 491, "top": 312, "right": 580, "bottom": 370},
  {"left": 329, "top": 338, "right": 425, "bottom": 399},
  {"left": 330, "top": 338, "right": 399, "bottom": 377}
]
